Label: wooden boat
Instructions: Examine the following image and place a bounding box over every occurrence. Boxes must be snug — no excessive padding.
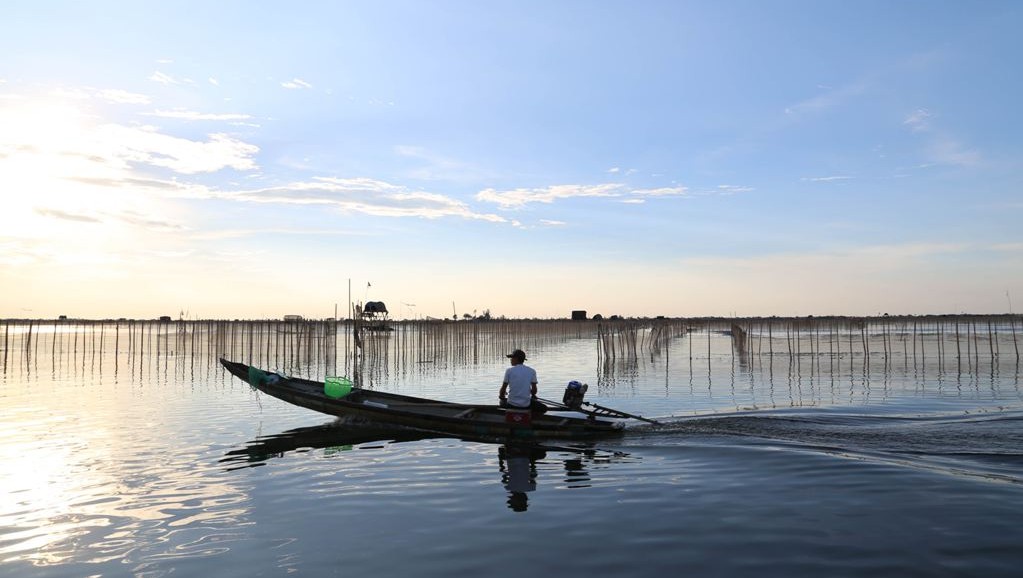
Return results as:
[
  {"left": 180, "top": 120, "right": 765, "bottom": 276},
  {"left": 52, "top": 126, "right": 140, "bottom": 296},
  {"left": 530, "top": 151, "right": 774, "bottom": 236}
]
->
[{"left": 220, "top": 358, "right": 625, "bottom": 440}]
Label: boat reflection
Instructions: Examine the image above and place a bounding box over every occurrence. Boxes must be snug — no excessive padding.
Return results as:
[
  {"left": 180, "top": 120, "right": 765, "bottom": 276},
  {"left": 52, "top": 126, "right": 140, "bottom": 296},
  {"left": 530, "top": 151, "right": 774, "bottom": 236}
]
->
[
  {"left": 220, "top": 420, "right": 448, "bottom": 470},
  {"left": 222, "top": 420, "right": 636, "bottom": 513}
]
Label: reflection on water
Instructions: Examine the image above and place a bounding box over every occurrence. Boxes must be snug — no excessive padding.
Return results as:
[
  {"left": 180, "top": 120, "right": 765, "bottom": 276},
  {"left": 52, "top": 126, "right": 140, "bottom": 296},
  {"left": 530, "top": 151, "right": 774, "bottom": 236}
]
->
[
  {"left": 220, "top": 420, "right": 446, "bottom": 471},
  {"left": 221, "top": 419, "right": 636, "bottom": 515},
  {"left": 499, "top": 444, "right": 542, "bottom": 512},
  {"left": 2, "top": 320, "right": 1023, "bottom": 577}
]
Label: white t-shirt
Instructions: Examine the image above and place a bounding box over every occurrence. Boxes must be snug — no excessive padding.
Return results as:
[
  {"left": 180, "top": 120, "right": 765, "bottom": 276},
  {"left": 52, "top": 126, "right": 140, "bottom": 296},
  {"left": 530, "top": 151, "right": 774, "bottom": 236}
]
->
[{"left": 503, "top": 364, "right": 538, "bottom": 408}]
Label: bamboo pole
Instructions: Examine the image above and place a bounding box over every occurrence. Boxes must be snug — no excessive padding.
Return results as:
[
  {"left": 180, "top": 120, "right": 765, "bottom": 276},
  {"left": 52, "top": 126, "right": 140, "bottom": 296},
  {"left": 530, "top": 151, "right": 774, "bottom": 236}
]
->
[{"left": 1012, "top": 316, "right": 1019, "bottom": 362}]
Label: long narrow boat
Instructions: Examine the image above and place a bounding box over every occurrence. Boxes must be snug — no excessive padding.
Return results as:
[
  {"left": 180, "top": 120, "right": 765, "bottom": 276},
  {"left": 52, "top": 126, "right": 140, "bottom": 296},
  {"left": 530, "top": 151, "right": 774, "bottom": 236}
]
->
[{"left": 221, "top": 358, "right": 625, "bottom": 440}]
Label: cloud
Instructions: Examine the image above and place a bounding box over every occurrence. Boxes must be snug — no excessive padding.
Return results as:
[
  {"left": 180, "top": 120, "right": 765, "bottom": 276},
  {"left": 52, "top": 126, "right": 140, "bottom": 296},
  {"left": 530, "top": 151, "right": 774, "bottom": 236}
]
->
[
  {"left": 67, "top": 175, "right": 204, "bottom": 194},
  {"left": 111, "top": 210, "right": 184, "bottom": 231},
  {"left": 0, "top": 240, "right": 40, "bottom": 266},
  {"left": 632, "top": 186, "right": 688, "bottom": 197},
  {"left": 801, "top": 176, "right": 852, "bottom": 182},
  {"left": 189, "top": 227, "right": 374, "bottom": 241},
  {"left": 35, "top": 208, "right": 102, "bottom": 223},
  {"left": 281, "top": 78, "right": 313, "bottom": 90},
  {"left": 147, "top": 108, "right": 253, "bottom": 121},
  {"left": 475, "top": 183, "right": 696, "bottom": 208},
  {"left": 1, "top": 98, "right": 259, "bottom": 175},
  {"left": 38, "top": 86, "right": 147, "bottom": 104},
  {"left": 209, "top": 77, "right": 220, "bottom": 86},
  {"left": 716, "top": 184, "right": 757, "bottom": 195},
  {"left": 903, "top": 109, "right": 932, "bottom": 132},
  {"left": 95, "top": 89, "right": 150, "bottom": 105},
  {"left": 223, "top": 177, "right": 507, "bottom": 222},
  {"left": 393, "top": 145, "right": 491, "bottom": 181},
  {"left": 682, "top": 242, "right": 971, "bottom": 276},
  {"left": 716, "top": 185, "right": 754, "bottom": 194},
  {"left": 539, "top": 219, "right": 566, "bottom": 226},
  {"left": 34, "top": 207, "right": 184, "bottom": 231},
  {"left": 668, "top": 241, "right": 1016, "bottom": 316},
  {"left": 784, "top": 82, "right": 867, "bottom": 117},
  {"left": 607, "top": 167, "right": 639, "bottom": 176},
  {"left": 475, "top": 184, "right": 623, "bottom": 208},
  {"left": 95, "top": 126, "right": 259, "bottom": 173},
  {"left": 926, "top": 136, "right": 981, "bottom": 167},
  {"left": 903, "top": 108, "right": 981, "bottom": 167},
  {"left": 149, "top": 71, "right": 191, "bottom": 85}
]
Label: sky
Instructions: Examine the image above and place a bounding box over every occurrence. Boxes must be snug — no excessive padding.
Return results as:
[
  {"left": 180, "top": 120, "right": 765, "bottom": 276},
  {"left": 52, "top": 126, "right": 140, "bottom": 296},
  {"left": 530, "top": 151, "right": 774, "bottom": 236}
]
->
[{"left": 1, "top": 1, "right": 1021, "bottom": 320}]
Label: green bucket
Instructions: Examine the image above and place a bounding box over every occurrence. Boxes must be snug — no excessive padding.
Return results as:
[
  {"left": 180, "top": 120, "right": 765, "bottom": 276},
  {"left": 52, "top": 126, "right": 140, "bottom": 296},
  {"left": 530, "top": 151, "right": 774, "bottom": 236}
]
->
[{"left": 324, "top": 376, "right": 353, "bottom": 399}]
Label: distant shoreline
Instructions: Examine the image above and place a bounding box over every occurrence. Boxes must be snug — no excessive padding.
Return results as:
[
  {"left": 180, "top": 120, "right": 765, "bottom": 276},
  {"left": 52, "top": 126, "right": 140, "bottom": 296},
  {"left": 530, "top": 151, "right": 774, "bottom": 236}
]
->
[{"left": 1, "top": 313, "right": 1019, "bottom": 324}]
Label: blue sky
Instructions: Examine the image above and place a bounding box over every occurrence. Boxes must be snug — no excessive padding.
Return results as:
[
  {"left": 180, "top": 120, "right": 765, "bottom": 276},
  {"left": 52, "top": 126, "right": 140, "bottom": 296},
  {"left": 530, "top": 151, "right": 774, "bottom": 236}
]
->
[{"left": 1, "top": 1, "right": 1021, "bottom": 319}]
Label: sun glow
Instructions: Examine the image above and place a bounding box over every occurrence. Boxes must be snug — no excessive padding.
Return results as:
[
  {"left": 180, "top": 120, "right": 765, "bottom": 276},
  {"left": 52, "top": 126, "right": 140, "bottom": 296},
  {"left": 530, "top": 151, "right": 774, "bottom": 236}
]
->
[
  {"left": 0, "top": 96, "right": 199, "bottom": 277},
  {"left": 2, "top": 100, "right": 130, "bottom": 234},
  {"left": 0, "top": 377, "right": 250, "bottom": 566},
  {"left": 0, "top": 411, "right": 108, "bottom": 564}
]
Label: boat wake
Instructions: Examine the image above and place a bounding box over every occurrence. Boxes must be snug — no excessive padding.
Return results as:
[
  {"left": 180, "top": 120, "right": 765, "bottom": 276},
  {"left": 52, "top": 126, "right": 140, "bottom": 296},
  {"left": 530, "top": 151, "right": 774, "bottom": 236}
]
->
[{"left": 631, "top": 406, "right": 1023, "bottom": 484}]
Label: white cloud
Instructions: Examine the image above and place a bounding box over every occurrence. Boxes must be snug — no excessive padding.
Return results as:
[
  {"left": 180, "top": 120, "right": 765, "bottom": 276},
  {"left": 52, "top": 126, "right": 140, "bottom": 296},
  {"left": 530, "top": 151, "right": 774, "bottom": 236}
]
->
[
  {"left": 904, "top": 108, "right": 932, "bottom": 132},
  {"left": 607, "top": 167, "right": 620, "bottom": 174},
  {"left": 282, "top": 78, "right": 313, "bottom": 90},
  {"left": 903, "top": 108, "right": 981, "bottom": 167},
  {"left": 540, "top": 219, "right": 566, "bottom": 226},
  {"left": 926, "top": 136, "right": 981, "bottom": 167},
  {"left": 35, "top": 208, "right": 101, "bottom": 223},
  {"left": 716, "top": 185, "right": 753, "bottom": 194},
  {"left": 95, "top": 126, "right": 259, "bottom": 173},
  {"left": 224, "top": 177, "right": 507, "bottom": 222},
  {"left": 209, "top": 77, "right": 220, "bottom": 86},
  {"left": 392, "top": 145, "right": 488, "bottom": 181},
  {"left": 784, "top": 82, "right": 867, "bottom": 117},
  {"left": 149, "top": 71, "right": 187, "bottom": 85},
  {"left": 632, "top": 186, "right": 687, "bottom": 197},
  {"left": 148, "top": 108, "right": 253, "bottom": 121},
  {"left": 50, "top": 87, "right": 91, "bottom": 100},
  {"left": 476, "top": 182, "right": 697, "bottom": 208},
  {"left": 684, "top": 242, "right": 969, "bottom": 274},
  {"left": 475, "top": 184, "right": 622, "bottom": 208},
  {"left": 801, "top": 176, "right": 852, "bottom": 182},
  {"left": 991, "top": 242, "right": 1023, "bottom": 252},
  {"left": 47, "top": 87, "right": 149, "bottom": 104},
  {"left": 1, "top": 99, "right": 256, "bottom": 174},
  {"left": 95, "top": 89, "right": 150, "bottom": 105}
]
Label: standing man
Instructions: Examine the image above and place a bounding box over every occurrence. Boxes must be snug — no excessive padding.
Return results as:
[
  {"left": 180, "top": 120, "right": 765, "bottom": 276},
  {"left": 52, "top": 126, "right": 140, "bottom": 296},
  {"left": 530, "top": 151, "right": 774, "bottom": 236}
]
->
[{"left": 499, "top": 349, "right": 540, "bottom": 411}]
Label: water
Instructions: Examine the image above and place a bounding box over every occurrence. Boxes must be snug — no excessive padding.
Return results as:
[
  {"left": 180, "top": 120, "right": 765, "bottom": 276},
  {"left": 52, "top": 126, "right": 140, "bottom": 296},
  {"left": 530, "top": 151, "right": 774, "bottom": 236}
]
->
[{"left": 2, "top": 324, "right": 1023, "bottom": 577}]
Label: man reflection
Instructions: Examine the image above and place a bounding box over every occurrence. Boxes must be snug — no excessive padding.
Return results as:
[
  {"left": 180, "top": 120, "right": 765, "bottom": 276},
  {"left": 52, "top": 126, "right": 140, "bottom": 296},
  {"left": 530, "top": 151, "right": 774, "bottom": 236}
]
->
[{"left": 498, "top": 444, "right": 545, "bottom": 512}]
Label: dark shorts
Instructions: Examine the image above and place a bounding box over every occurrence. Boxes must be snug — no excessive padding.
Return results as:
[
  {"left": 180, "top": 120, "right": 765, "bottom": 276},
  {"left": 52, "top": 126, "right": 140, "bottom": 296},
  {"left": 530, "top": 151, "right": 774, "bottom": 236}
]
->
[{"left": 501, "top": 399, "right": 547, "bottom": 414}]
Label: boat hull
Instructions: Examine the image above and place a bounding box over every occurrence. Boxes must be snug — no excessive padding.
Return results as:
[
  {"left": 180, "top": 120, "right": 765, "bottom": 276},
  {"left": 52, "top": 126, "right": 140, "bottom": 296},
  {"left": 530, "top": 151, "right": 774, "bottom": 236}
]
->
[{"left": 220, "top": 359, "right": 623, "bottom": 440}]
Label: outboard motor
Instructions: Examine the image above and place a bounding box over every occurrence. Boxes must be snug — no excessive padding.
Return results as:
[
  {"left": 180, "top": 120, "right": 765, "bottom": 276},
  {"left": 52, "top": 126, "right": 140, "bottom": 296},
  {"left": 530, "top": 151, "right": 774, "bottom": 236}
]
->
[{"left": 562, "top": 380, "right": 588, "bottom": 409}]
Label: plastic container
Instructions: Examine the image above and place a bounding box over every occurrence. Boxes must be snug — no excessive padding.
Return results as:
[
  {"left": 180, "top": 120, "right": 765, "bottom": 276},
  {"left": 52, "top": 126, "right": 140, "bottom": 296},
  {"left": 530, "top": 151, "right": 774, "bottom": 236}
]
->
[{"left": 324, "top": 376, "right": 353, "bottom": 399}]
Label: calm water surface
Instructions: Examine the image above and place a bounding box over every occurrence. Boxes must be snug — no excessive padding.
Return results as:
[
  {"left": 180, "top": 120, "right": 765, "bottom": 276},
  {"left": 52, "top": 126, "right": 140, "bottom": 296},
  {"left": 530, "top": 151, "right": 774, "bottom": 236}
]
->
[{"left": 2, "top": 325, "right": 1022, "bottom": 577}]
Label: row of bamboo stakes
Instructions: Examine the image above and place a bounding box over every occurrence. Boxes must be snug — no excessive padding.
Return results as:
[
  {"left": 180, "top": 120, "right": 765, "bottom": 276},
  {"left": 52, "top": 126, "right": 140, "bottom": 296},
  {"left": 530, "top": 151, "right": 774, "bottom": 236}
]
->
[{"left": 1, "top": 315, "right": 1020, "bottom": 384}]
